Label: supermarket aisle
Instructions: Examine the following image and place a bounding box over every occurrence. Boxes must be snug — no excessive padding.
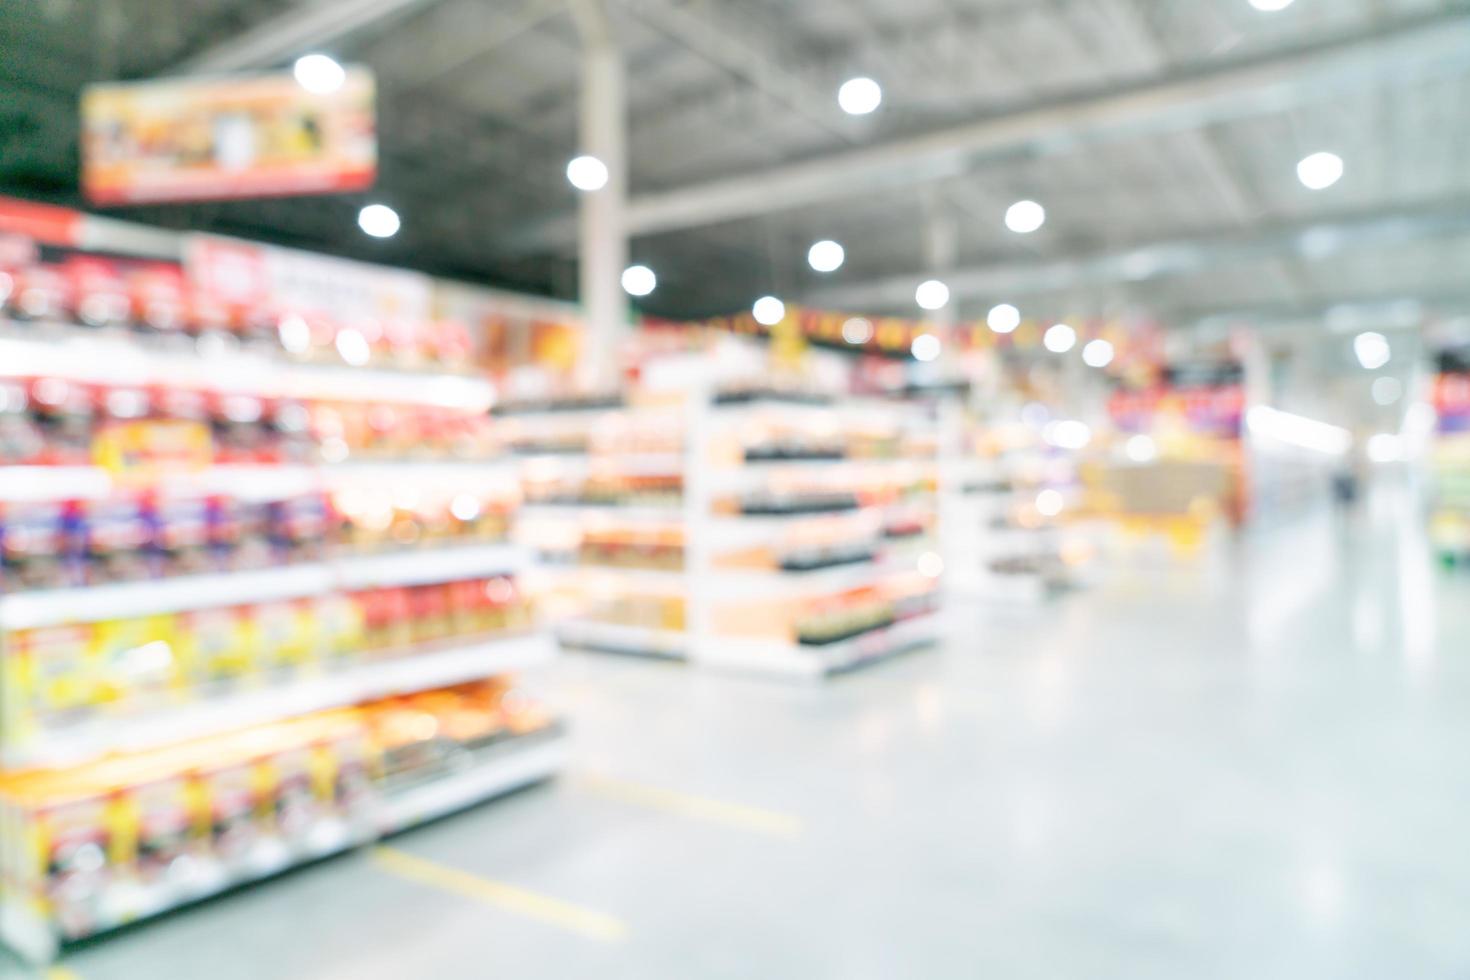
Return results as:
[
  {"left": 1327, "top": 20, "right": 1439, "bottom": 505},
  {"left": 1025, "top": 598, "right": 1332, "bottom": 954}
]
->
[{"left": 10, "top": 495, "right": 1470, "bottom": 980}]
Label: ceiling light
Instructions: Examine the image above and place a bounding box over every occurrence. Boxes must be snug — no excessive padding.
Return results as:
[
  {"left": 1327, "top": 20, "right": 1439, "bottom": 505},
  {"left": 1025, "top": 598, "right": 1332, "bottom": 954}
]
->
[
  {"left": 1371, "top": 376, "right": 1402, "bottom": 406},
  {"left": 1043, "top": 420, "right": 1091, "bottom": 450},
  {"left": 807, "top": 240, "right": 845, "bottom": 273},
  {"left": 293, "top": 54, "right": 345, "bottom": 94},
  {"left": 566, "top": 154, "right": 609, "bottom": 192},
  {"left": 1126, "top": 435, "right": 1157, "bottom": 463},
  {"left": 357, "top": 204, "right": 400, "bottom": 238},
  {"left": 621, "top": 265, "right": 656, "bottom": 297},
  {"left": 1005, "top": 200, "right": 1046, "bottom": 234},
  {"left": 837, "top": 77, "right": 882, "bottom": 116},
  {"left": 1035, "top": 489, "right": 1064, "bottom": 517},
  {"left": 911, "top": 333, "right": 941, "bottom": 362},
  {"left": 1249, "top": 0, "right": 1294, "bottom": 10},
  {"left": 1297, "top": 152, "right": 1344, "bottom": 190},
  {"left": 1366, "top": 433, "right": 1402, "bottom": 464},
  {"left": 1043, "top": 322, "right": 1077, "bottom": 353},
  {"left": 842, "top": 317, "right": 873, "bottom": 345},
  {"left": 1082, "top": 338, "right": 1114, "bottom": 368},
  {"left": 1353, "top": 331, "right": 1390, "bottom": 370},
  {"left": 753, "top": 295, "right": 786, "bottom": 326},
  {"left": 987, "top": 303, "right": 1020, "bottom": 334},
  {"left": 915, "top": 279, "right": 950, "bottom": 311}
]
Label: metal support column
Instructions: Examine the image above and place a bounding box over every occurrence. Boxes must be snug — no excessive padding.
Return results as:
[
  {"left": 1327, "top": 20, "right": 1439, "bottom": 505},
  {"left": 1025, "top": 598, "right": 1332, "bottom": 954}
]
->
[{"left": 572, "top": 0, "right": 628, "bottom": 386}]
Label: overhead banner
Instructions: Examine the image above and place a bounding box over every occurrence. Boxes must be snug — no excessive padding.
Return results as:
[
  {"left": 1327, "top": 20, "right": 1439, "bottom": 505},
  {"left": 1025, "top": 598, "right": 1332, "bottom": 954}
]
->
[{"left": 81, "top": 68, "right": 376, "bottom": 205}]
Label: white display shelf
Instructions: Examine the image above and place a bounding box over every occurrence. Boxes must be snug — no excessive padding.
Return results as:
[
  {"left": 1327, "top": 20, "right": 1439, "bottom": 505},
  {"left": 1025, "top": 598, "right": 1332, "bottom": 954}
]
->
[
  {"left": 698, "top": 612, "right": 940, "bottom": 680},
  {"left": 0, "top": 816, "right": 377, "bottom": 965},
  {"left": 0, "top": 332, "right": 495, "bottom": 410},
  {"left": 555, "top": 619, "right": 688, "bottom": 658},
  {"left": 3, "top": 634, "right": 555, "bottom": 769},
  {"left": 336, "top": 543, "right": 528, "bottom": 590},
  {"left": 379, "top": 733, "right": 570, "bottom": 832},
  {"left": 0, "top": 564, "right": 334, "bottom": 630},
  {"left": 517, "top": 452, "right": 685, "bottom": 476},
  {"left": 0, "top": 732, "right": 567, "bottom": 965},
  {"left": 0, "top": 545, "right": 527, "bottom": 629},
  {"left": 519, "top": 502, "right": 685, "bottom": 522},
  {"left": 707, "top": 559, "right": 918, "bottom": 600},
  {"left": 560, "top": 564, "right": 688, "bottom": 592}
]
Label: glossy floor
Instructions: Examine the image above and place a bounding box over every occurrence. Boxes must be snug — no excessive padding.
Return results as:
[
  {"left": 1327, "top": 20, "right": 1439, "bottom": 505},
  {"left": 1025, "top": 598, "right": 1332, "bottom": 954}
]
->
[{"left": 7, "top": 491, "right": 1469, "bottom": 979}]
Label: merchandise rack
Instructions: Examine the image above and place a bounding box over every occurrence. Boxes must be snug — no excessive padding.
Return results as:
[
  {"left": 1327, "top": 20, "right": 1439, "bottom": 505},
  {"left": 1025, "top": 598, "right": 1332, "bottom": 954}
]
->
[
  {"left": 0, "top": 325, "right": 564, "bottom": 965},
  {"left": 526, "top": 376, "right": 944, "bottom": 680}
]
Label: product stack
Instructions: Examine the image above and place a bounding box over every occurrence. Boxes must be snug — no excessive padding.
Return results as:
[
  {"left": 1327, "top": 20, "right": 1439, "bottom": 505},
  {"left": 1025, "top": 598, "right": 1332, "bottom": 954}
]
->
[{"left": 1431, "top": 360, "right": 1470, "bottom": 566}]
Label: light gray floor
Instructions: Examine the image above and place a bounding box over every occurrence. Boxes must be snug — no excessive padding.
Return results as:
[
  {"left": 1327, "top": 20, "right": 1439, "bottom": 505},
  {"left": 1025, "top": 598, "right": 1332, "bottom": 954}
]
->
[{"left": 6, "top": 487, "right": 1470, "bottom": 979}]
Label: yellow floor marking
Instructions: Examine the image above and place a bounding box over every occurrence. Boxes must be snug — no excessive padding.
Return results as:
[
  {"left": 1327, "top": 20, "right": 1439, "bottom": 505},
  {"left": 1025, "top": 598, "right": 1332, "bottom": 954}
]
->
[
  {"left": 45, "top": 968, "right": 82, "bottom": 980},
  {"left": 575, "top": 773, "right": 805, "bottom": 839},
  {"left": 370, "top": 846, "right": 628, "bottom": 943}
]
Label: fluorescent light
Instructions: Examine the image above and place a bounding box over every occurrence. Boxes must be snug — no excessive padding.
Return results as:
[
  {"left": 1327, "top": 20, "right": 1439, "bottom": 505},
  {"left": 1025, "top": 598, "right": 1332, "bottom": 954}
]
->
[
  {"left": 807, "top": 240, "right": 845, "bottom": 273},
  {"left": 911, "top": 333, "right": 941, "bottom": 362},
  {"left": 1371, "top": 376, "right": 1402, "bottom": 406},
  {"left": 1247, "top": 406, "right": 1350, "bottom": 455},
  {"left": 915, "top": 279, "right": 950, "bottom": 311},
  {"left": 1043, "top": 323, "right": 1076, "bottom": 353},
  {"left": 1249, "top": 0, "right": 1294, "bottom": 10},
  {"left": 987, "top": 303, "right": 1020, "bottom": 334},
  {"left": 1005, "top": 200, "right": 1046, "bottom": 234},
  {"left": 1082, "top": 338, "right": 1114, "bottom": 367},
  {"left": 837, "top": 77, "right": 882, "bottom": 115},
  {"left": 1366, "top": 433, "right": 1402, "bottom": 463},
  {"left": 357, "top": 204, "right": 400, "bottom": 238},
  {"left": 842, "top": 317, "right": 873, "bottom": 344},
  {"left": 621, "top": 264, "right": 656, "bottom": 297},
  {"left": 1126, "top": 435, "right": 1157, "bottom": 462},
  {"left": 1036, "top": 489, "right": 1064, "bottom": 517},
  {"left": 1297, "top": 152, "right": 1344, "bottom": 190},
  {"left": 566, "top": 155, "right": 609, "bottom": 191},
  {"left": 753, "top": 295, "right": 786, "bottom": 326},
  {"left": 293, "top": 54, "right": 345, "bottom": 94},
  {"left": 1353, "top": 331, "right": 1390, "bottom": 370}
]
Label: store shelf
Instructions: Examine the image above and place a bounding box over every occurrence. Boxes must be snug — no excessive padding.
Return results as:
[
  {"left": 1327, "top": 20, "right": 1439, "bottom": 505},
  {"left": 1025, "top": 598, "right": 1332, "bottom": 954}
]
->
[
  {"left": 336, "top": 543, "right": 528, "bottom": 589},
  {"left": 556, "top": 619, "right": 688, "bottom": 658},
  {"left": 519, "top": 502, "right": 685, "bottom": 522},
  {"left": 517, "top": 452, "right": 685, "bottom": 476},
  {"left": 0, "top": 332, "right": 495, "bottom": 409},
  {"left": 379, "top": 731, "right": 570, "bottom": 832},
  {"left": 708, "top": 559, "right": 917, "bottom": 600},
  {"left": 3, "top": 633, "right": 556, "bottom": 769},
  {"left": 560, "top": 564, "right": 688, "bottom": 592},
  {"left": 0, "top": 564, "right": 334, "bottom": 630},
  {"left": 0, "top": 815, "right": 378, "bottom": 964},
  {"left": 698, "top": 612, "right": 939, "bottom": 679}
]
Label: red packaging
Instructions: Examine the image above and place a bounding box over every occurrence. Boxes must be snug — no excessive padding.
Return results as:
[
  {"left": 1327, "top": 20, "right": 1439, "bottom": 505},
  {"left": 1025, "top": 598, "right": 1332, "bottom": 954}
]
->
[
  {"left": 10, "top": 264, "right": 70, "bottom": 321},
  {"left": 409, "top": 584, "right": 451, "bottom": 644},
  {"left": 65, "top": 259, "right": 130, "bottom": 329},
  {"left": 128, "top": 267, "right": 188, "bottom": 335}
]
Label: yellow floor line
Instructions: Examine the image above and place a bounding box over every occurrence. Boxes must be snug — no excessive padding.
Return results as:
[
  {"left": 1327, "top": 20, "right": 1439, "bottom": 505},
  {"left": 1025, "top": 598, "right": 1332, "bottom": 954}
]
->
[
  {"left": 370, "top": 846, "right": 628, "bottom": 943},
  {"left": 574, "top": 773, "right": 805, "bottom": 839},
  {"left": 45, "top": 968, "right": 82, "bottom": 980}
]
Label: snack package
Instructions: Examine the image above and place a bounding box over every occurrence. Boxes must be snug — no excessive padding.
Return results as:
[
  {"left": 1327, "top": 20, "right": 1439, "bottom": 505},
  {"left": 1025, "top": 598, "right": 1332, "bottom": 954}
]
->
[
  {"left": 149, "top": 492, "right": 213, "bottom": 578},
  {"left": 6, "top": 624, "right": 99, "bottom": 732},
  {"left": 315, "top": 592, "right": 365, "bottom": 662},
  {"left": 102, "top": 762, "right": 205, "bottom": 887},
  {"left": 251, "top": 600, "right": 319, "bottom": 674},
  {"left": 29, "top": 377, "right": 95, "bottom": 464},
  {"left": 0, "top": 378, "right": 44, "bottom": 463},
  {"left": 0, "top": 499, "right": 79, "bottom": 590},
  {"left": 83, "top": 494, "right": 156, "bottom": 584},
  {"left": 10, "top": 264, "right": 70, "bottom": 321},
  {"left": 177, "top": 605, "right": 256, "bottom": 690},
  {"left": 359, "top": 587, "right": 414, "bottom": 652},
  {"left": 268, "top": 493, "right": 331, "bottom": 564},
  {"left": 128, "top": 266, "right": 188, "bottom": 335},
  {"left": 11, "top": 776, "right": 119, "bottom": 937},
  {"left": 90, "top": 614, "right": 180, "bottom": 707}
]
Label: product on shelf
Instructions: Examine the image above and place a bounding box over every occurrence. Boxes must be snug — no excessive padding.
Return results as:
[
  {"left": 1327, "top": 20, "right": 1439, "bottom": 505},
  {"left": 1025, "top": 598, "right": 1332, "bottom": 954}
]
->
[
  {"left": 524, "top": 472, "right": 682, "bottom": 508},
  {"left": 0, "top": 681, "right": 555, "bottom": 943},
  {"left": 577, "top": 525, "right": 684, "bottom": 570},
  {"left": 0, "top": 576, "right": 533, "bottom": 745},
  {"left": 578, "top": 595, "right": 686, "bottom": 632}
]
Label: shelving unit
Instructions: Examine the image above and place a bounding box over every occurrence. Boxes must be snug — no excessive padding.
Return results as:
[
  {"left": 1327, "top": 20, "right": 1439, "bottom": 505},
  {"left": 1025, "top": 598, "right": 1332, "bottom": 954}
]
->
[{"left": 0, "top": 318, "right": 562, "bottom": 964}]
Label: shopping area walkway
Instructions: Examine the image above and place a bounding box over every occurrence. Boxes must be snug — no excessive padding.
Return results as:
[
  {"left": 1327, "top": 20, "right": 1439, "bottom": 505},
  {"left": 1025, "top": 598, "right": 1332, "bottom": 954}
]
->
[{"left": 11, "top": 488, "right": 1470, "bottom": 980}]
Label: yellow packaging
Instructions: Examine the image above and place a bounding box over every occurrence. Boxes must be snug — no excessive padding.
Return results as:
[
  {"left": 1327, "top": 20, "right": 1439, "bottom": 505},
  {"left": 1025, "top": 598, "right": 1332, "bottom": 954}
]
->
[
  {"left": 90, "top": 614, "right": 181, "bottom": 707},
  {"left": 177, "top": 606, "right": 257, "bottom": 689},
  {"left": 252, "top": 599, "right": 320, "bottom": 672}
]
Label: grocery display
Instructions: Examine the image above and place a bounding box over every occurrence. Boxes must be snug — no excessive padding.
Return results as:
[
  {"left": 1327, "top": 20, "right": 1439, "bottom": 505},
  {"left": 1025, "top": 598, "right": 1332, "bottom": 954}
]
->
[
  {"left": 0, "top": 215, "right": 563, "bottom": 964},
  {"left": 1431, "top": 360, "right": 1470, "bottom": 566}
]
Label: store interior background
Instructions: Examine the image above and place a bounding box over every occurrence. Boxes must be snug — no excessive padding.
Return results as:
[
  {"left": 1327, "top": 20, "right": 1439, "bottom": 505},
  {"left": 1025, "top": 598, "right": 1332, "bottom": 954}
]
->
[{"left": 2, "top": 0, "right": 1470, "bottom": 977}]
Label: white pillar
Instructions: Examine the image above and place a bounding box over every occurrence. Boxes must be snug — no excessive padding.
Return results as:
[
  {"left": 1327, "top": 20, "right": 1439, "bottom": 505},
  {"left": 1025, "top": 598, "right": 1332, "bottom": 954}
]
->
[{"left": 573, "top": 0, "right": 628, "bottom": 387}]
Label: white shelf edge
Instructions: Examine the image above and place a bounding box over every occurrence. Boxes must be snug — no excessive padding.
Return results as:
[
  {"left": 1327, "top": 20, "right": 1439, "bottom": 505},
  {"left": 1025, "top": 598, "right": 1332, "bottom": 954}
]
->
[
  {"left": 379, "top": 734, "right": 569, "bottom": 833},
  {"left": 3, "top": 633, "right": 556, "bottom": 769},
  {"left": 518, "top": 502, "right": 685, "bottom": 522},
  {"left": 555, "top": 619, "right": 688, "bottom": 657},
  {"left": 695, "top": 612, "right": 940, "bottom": 680},
  {"left": 0, "top": 544, "right": 532, "bottom": 629}
]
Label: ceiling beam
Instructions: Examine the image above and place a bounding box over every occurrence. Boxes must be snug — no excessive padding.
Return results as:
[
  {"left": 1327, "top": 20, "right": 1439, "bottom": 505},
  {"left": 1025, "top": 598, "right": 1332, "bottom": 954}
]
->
[
  {"left": 498, "top": 9, "right": 1470, "bottom": 254},
  {"left": 800, "top": 195, "right": 1470, "bottom": 313},
  {"left": 174, "top": 0, "right": 446, "bottom": 74}
]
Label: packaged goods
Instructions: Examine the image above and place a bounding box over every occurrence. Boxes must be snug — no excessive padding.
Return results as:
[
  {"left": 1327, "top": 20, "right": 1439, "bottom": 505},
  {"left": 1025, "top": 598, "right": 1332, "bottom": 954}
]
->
[
  {"left": 91, "top": 613, "right": 180, "bottom": 705},
  {"left": 7, "top": 624, "right": 99, "bottom": 727},
  {"left": 0, "top": 499, "right": 79, "bottom": 590},
  {"left": 29, "top": 377, "right": 94, "bottom": 464},
  {"left": 177, "top": 606, "right": 256, "bottom": 689}
]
